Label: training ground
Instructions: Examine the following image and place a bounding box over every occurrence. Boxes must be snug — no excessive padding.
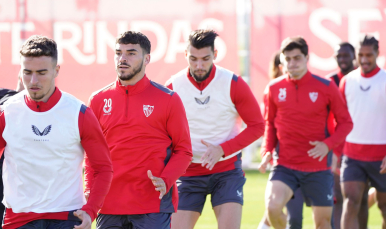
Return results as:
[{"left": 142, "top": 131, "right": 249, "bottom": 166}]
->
[{"left": 91, "top": 170, "right": 383, "bottom": 229}]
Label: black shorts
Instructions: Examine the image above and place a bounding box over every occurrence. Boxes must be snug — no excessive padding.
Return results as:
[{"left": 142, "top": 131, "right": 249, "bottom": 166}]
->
[
  {"left": 341, "top": 155, "right": 386, "bottom": 192},
  {"left": 96, "top": 213, "right": 171, "bottom": 229},
  {"left": 177, "top": 168, "right": 246, "bottom": 213},
  {"left": 269, "top": 165, "right": 334, "bottom": 207}
]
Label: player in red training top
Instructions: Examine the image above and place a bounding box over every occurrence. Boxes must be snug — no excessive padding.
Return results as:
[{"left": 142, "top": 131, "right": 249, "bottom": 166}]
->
[
  {"left": 86, "top": 31, "right": 192, "bottom": 229},
  {"left": 260, "top": 36, "right": 353, "bottom": 229},
  {"left": 166, "top": 29, "right": 265, "bottom": 229},
  {"left": 340, "top": 35, "right": 386, "bottom": 229},
  {"left": 0, "top": 35, "right": 113, "bottom": 229}
]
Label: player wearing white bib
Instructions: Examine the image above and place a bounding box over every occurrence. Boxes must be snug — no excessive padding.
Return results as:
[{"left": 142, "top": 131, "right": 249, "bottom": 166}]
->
[
  {"left": 340, "top": 35, "right": 386, "bottom": 229},
  {"left": 0, "top": 35, "right": 113, "bottom": 229},
  {"left": 166, "top": 30, "right": 265, "bottom": 229}
]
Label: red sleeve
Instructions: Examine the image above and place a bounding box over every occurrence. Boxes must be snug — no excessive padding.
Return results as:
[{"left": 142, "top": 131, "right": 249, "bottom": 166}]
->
[
  {"left": 261, "top": 85, "right": 278, "bottom": 157},
  {"left": 219, "top": 76, "right": 265, "bottom": 157},
  {"left": 80, "top": 107, "right": 113, "bottom": 221},
  {"left": 160, "top": 93, "right": 193, "bottom": 192},
  {"left": 0, "top": 109, "right": 5, "bottom": 154},
  {"left": 322, "top": 81, "right": 353, "bottom": 151}
]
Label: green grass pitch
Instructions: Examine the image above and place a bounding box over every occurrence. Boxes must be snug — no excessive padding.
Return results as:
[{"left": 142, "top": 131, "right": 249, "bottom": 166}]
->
[{"left": 92, "top": 170, "right": 383, "bottom": 229}]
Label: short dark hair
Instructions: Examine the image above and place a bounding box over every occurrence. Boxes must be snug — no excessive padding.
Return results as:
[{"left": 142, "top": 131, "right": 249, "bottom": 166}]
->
[
  {"left": 269, "top": 51, "right": 282, "bottom": 79},
  {"left": 359, "top": 34, "right": 379, "bottom": 52},
  {"left": 338, "top": 42, "right": 355, "bottom": 54},
  {"left": 188, "top": 29, "right": 218, "bottom": 51},
  {"left": 280, "top": 36, "right": 308, "bottom": 56},
  {"left": 116, "top": 31, "right": 151, "bottom": 54},
  {"left": 20, "top": 35, "right": 58, "bottom": 64}
]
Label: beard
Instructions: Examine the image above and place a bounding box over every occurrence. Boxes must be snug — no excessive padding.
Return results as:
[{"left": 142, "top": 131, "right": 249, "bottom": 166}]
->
[
  {"left": 190, "top": 65, "right": 213, "bottom": 82},
  {"left": 29, "top": 91, "right": 45, "bottom": 101},
  {"left": 339, "top": 63, "right": 354, "bottom": 73},
  {"left": 117, "top": 62, "right": 143, "bottom": 81}
]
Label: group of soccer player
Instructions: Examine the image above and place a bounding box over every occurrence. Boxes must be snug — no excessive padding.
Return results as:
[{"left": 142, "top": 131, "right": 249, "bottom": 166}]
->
[
  {"left": 257, "top": 36, "right": 386, "bottom": 229},
  {"left": 0, "top": 27, "right": 384, "bottom": 229}
]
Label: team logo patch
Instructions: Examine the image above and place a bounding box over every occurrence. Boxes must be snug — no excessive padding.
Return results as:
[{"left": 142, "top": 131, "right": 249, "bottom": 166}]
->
[
  {"left": 32, "top": 125, "right": 52, "bottom": 136},
  {"left": 237, "top": 190, "right": 243, "bottom": 198},
  {"left": 278, "top": 88, "right": 286, "bottom": 102},
  {"left": 143, "top": 105, "right": 154, "bottom": 117},
  {"left": 195, "top": 96, "right": 210, "bottom": 105},
  {"left": 309, "top": 92, "right": 318, "bottom": 102}
]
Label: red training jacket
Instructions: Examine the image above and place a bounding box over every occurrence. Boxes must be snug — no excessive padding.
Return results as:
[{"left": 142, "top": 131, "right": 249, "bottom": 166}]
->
[
  {"left": 86, "top": 75, "right": 192, "bottom": 215},
  {"left": 262, "top": 71, "right": 353, "bottom": 172}
]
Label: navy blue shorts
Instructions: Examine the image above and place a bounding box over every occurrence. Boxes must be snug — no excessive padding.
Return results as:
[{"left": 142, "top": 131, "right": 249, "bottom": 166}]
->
[
  {"left": 269, "top": 165, "right": 334, "bottom": 207},
  {"left": 341, "top": 156, "right": 386, "bottom": 192},
  {"left": 177, "top": 168, "right": 246, "bottom": 213},
  {"left": 17, "top": 211, "right": 81, "bottom": 229},
  {"left": 96, "top": 213, "right": 171, "bottom": 229}
]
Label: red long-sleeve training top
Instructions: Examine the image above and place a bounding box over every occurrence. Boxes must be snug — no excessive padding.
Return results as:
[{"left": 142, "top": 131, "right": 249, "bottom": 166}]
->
[
  {"left": 0, "top": 88, "right": 113, "bottom": 229},
  {"left": 167, "top": 65, "right": 265, "bottom": 176},
  {"left": 262, "top": 71, "right": 353, "bottom": 172},
  {"left": 86, "top": 76, "right": 192, "bottom": 214}
]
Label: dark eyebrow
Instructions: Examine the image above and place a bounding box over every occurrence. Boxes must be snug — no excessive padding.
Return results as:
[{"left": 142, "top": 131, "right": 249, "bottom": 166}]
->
[
  {"left": 126, "top": 49, "right": 138, "bottom": 52},
  {"left": 23, "top": 69, "right": 48, "bottom": 73},
  {"left": 189, "top": 55, "right": 210, "bottom": 59}
]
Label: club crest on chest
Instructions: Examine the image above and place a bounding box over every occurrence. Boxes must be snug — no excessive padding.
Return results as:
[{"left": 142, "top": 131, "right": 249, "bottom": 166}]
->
[
  {"left": 143, "top": 105, "right": 154, "bottom": 117},
  {"left": 309, "top": 92, "right": 318, "bottom": 102}
]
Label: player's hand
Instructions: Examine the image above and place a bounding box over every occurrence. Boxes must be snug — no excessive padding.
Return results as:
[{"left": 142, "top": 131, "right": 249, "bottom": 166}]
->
[
  {"left": 258, "top": 152, "right": 272, "bottom": 173},
  {"left": 308, "top": 141, "right": 329, "bottom": 161},
  {"left": 200, "top": 140, "right": 224, "bottom": 170},
  {"left": 84, "top": 192, "right": 90, "bottom": 202},
  {"left": 148, "top": 170, "right": 167, "bottom": 199},
  {"left": 380, "top": 156, "right": 386, "bottom": 174},
  {"left": 73, "top": 210, "right": 91, "bottom": 229}
]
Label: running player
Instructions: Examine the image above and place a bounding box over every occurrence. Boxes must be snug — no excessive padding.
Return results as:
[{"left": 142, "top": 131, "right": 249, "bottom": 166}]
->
[
  {"left": 166, "top": 29, "right": 265, "bottom": 229},
  {"left": 258, "top": 51, "right": 304, "bottom": 229},
  {"left": 0, "top": 35, "right": 113, "bottom": 229},
  {"left": 340, "top": 35, "right": 386, "bottom": 229},
  {"left": 326, "top": 42, "right": 369, "bottom": 229},
  {"left": 86, "top": 31, "right": 192, "bottom": 229},
  {"left": 260, "top": 36, "right": 353, "bottom": 229}
]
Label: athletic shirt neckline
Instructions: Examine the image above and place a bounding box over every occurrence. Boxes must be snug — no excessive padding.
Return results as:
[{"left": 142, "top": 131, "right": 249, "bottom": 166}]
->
[{"left": 24, "top": 87, "right": 61, "bottom": 112}]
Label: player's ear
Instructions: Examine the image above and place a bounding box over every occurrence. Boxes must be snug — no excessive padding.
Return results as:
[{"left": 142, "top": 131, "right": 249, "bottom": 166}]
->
[
  {"left": 213, "top": 49, "right": 218, "bottom": 60},
  {"left": 144, "top": 54, "right": 151, "bottom": 65},
  {"left": 54, "top": 65, "right": 60, "bottom": 78}
]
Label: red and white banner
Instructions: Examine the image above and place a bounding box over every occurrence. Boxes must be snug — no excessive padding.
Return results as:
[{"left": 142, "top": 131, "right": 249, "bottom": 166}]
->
[
  {"left": 0, "top": 0, "right": 238, "bottom": 103},
  {"left": 251, "top": 0, "right": 386, "bottom": 101},
  {"left": 2, "top": 0, "right": 386, "bottom": 104}
]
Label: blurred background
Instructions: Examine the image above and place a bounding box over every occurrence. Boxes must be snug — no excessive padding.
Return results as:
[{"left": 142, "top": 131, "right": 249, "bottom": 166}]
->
[{"left": 1, "top": 0, "right": 386, "bottom": 103}]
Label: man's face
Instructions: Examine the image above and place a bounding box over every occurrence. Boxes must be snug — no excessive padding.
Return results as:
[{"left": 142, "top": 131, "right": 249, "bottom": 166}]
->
[
  {"left": 186, "top": 45, "right": 217, "bottom": 82},
  {"left": 357, "top": 45, "right": 378, "bottom": 73},
  {"left": 114, "top": 43, "right": 149, "bottom": 82},
  {"left": 334, "top": 46, "right": 355, "bottom": 72},
  {"left": 281, "top": 48, "right": 308, "bottom": 79},
  {"left": 21, "top": 56, "right": 59, "bottom": 102}
]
